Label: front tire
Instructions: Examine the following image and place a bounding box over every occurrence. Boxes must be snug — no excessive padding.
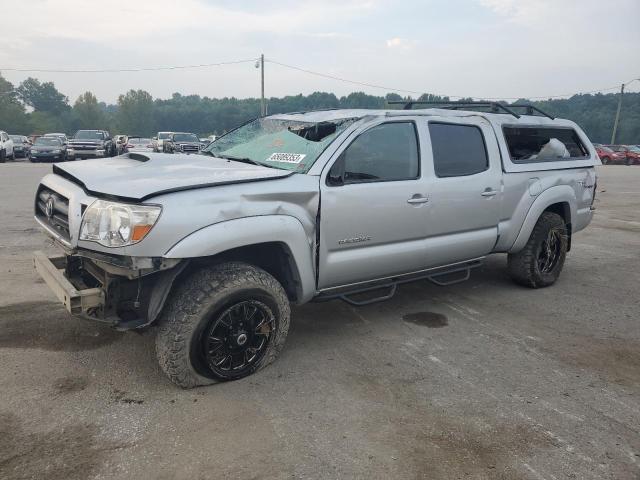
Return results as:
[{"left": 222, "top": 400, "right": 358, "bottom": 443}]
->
[
  {"left": 0, "top": 149, "right": 5, "bottom": 163},
  {"left": 507, "top": 212, "right": 568, "bottom": 288},
  {"left": 155, "top": 262, "right": 290, "bottom": 388}
]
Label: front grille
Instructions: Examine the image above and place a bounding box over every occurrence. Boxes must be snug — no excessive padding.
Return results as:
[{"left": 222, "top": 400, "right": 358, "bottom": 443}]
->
[
  {"left": 35, "top": 185, "right": 71, "bottom": 241},
  {"left": 71, "top": 144, "right": 98, "bottom": 150},
  {"left": 180, "top": 144, "right": 200, "bottom": 153}
]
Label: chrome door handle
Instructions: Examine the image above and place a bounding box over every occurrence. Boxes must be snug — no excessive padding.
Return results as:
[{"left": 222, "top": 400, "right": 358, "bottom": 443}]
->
[
  {"left": 407, "top": 195, "right": 429, "bottom": 204},
  {"left": 481, "top": 189, "right": 497, "bottom": 197}
]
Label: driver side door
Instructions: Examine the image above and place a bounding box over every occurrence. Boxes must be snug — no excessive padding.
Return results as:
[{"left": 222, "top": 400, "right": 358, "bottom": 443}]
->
[{"left": 318, "top": 120, "right": 429, "bottom": 290}]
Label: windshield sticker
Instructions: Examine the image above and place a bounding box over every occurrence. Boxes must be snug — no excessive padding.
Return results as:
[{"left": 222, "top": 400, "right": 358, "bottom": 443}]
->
[{"left": 266, "top": 153, "right": 306, "bottom": 164}]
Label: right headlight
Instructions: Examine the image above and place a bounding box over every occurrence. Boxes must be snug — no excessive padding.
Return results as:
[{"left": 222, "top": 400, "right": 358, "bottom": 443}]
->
[{"left": 79, "top": 200, "right": 162, "bottom": 247}]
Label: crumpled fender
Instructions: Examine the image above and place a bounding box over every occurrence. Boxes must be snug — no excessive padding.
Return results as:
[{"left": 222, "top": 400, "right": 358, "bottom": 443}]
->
[
  {"left": 509, "top": 185, "right": 576, "bottom": 253},
  {"left": 164, "top": 215, "right": 316, "bottom": 303}
]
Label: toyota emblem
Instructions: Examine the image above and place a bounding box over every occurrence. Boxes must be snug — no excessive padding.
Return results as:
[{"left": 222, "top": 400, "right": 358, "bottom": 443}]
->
[{"left": 45, "top": 197, "right": 55, "bottom": 218}]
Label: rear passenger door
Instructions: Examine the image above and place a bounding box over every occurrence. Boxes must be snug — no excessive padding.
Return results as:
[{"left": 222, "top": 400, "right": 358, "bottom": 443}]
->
[
  {"left": 318, "top": 120, "right": 429, "bottom": 289},
  {"left": 420, "top": 117, "right": 502, "bottom": 267}
]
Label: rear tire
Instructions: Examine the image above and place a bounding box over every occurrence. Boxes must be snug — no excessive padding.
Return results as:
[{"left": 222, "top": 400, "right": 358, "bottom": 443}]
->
[
  {"left": 600, "top": 156, "right": 609, "bottom": 165},
  {"left": 507, "top": 212, "right": 568, "bottom": 288},
  {"left": 155, "top": 262, "right": 290, "bottom": 388}
]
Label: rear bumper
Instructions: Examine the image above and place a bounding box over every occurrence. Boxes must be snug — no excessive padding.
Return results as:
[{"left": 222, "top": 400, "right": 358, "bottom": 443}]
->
[{"left": 33, "top": 251, "right": 104, "bottom": 315}]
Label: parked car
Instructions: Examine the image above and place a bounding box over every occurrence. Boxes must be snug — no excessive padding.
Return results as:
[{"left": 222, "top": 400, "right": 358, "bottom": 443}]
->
[
  {"left": 67, "top": 130, "right": 115, "bottom": 160},
  {"left": 0, "top": 131, "right": 15, "bottom": 162},
  {"left": 114, "top": 134, "right": 129, "bottom": 155},
  {"left": 163, "top": 132, "right": 201, "bottom": 154},
  {"left": 605, "top": 145, "right": 639, "bottom": 165},
  {"left": 621, "top": 145, "right": 640, "bottom": 164},
  {"left": 44, "top": 133, "right": 69, "bottom": 145},
  {"left": 153, "top": 132, "right": 172, "bottom": 152},
  {"left": 33, "top": 104, "right": 598, "bottom": 388},
  {"left": 9, "top": 135, "right": 31, "bottom": 158},
  {"left": 595, "top": 145, "right": 626, "bottom": 165},
  {"left": 125, "top": 137, "right": 154, "bottom": 153},
  {"left": 29, "top": 136, "right": 67, "bottom": 162}
]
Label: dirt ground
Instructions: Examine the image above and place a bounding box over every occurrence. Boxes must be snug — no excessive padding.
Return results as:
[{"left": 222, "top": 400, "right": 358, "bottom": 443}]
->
[{"left": 0, "top": 162, "right": 638, "bottom": 480}]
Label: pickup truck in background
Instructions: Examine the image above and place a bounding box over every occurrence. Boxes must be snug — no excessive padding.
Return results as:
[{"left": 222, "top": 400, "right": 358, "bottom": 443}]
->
[
  {"left": 67, "top": 130, "right": 115, "bottom": 160},
  {"left": 163, "top": 132, "right": 201, "bottom": 154},
  {"left": 32, "top": 103, "right": 599, "bottom": 388}
]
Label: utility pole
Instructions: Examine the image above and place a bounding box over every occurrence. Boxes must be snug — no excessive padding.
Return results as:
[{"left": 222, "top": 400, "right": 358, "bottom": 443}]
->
[
  {"left": 260, "top": 54, "right": 265, "bottom": 117},
  {"left": 610, "top": 83, "right": 624, "bottom": 145},
  {"left": 610, "top": 78, "right": 640, "bottom": 145}
]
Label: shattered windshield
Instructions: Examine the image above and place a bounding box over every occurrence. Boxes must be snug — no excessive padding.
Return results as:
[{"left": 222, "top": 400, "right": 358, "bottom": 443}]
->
[{"left": 203, "top": 117, "right": 357, "bottom": 172}]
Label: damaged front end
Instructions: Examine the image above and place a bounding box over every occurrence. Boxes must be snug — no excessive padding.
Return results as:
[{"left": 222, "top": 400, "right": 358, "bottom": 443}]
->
[{"left": 34, "top": 249, "right": 186, "bottom": 330}]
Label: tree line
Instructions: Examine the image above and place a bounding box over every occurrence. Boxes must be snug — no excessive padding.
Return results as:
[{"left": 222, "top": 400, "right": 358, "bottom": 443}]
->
[{"left": 1, "top": 73, "right": 638, "bottom": 144}]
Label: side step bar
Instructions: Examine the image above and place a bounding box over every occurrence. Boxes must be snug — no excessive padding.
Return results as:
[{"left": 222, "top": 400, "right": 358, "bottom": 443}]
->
[{"left": 316, "top": 258, "right": 483, "bottom": 306}]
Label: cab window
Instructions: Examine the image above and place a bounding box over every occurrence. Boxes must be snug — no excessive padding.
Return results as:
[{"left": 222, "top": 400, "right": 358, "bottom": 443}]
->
[{"left": 329, "top": 122, "right": 420, "bottom": 185}]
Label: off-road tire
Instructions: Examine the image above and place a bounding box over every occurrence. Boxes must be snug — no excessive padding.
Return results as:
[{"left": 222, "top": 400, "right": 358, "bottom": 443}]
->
[
  {"left": 155, "top": 262, "right": 290, "bottom": 388},
  {"left": 507, "top": 212, "right": 568, "bottom": 288}
]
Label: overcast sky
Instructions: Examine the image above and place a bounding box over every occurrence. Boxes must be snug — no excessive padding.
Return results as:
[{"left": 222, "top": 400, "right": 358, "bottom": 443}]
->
[{"left": 1, "top": 0, "right": 639, "bottom": 104}]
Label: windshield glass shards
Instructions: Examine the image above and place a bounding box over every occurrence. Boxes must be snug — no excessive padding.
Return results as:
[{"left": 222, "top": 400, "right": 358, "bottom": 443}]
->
[{"left": 203, "top": 117, "right": 357, "bottom": 172}]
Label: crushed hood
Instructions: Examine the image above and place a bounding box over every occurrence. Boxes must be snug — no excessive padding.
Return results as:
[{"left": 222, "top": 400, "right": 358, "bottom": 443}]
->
[{"left": 53, "top": 152, "right": 293, "bottom": 201}]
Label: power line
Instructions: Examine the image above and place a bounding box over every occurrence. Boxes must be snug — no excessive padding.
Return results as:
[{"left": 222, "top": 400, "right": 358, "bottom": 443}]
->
[
  {"left": 266, "top": 58, "right": 636, "bottom": 101},
  {"left": 0, "top": 58, "right": 258, "bottom": 73},
  {"left": 0, "top": 55, "right": 637, "bottom": 101},
  {"left": 266, "top": 59, "right": 442, "bottom": 98}
]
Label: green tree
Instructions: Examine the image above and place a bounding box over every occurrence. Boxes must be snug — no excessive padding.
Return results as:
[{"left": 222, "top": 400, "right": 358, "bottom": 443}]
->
[
  {"left": 0, "top": 73, "right": 31, "bottom": 134},
  {"left": 17, "top": 77, "right": 69, "bottom": 114},
  {"left": 71, "top": 91, "right": 107, "bottom": 130},
  {"left": 29, "top": 111, "right": 67, "bottom": 134},
  {"left": 116, "top": 89, "right": 155, "bottom": 135}
]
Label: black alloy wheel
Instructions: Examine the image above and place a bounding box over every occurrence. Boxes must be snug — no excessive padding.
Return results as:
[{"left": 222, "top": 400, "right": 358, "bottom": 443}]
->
[
  {"left": 197, "top": 300, "right": 275, "bottom": 378},
  {"left": 537, "top": 227, "right": 563, "bottom": 274}
]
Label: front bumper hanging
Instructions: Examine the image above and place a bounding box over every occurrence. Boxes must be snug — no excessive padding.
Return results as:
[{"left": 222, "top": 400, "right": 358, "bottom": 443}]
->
[{"left": 33, "top": 250, "right": 104, "bottom": 315}]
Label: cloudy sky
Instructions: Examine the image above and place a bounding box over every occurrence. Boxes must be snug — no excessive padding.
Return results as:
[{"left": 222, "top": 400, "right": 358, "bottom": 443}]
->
[{"left": 1, "top": 0, "right": 638, "bottom": 104}]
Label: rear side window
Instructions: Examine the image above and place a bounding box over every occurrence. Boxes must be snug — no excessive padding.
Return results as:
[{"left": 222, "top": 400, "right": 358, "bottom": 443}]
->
[
  {"left": 504, "top": 126, "right": 588, "bottom": 163},
  {"left": 429, "top": 123, "right": 488, "bottom": 177},
  {"left": 331, "top": 122, "right": 420, "bottom": 184}
]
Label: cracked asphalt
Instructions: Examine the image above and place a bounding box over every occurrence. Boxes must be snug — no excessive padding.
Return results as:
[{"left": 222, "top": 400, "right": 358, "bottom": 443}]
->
[{"left": 0, "top": 161, "right": 638, "bottom": 479}]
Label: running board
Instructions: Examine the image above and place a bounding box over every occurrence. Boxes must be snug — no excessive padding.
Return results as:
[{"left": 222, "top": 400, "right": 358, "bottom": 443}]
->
[{"left": 316, "top": 259, "right": 483, "bottom": 306}]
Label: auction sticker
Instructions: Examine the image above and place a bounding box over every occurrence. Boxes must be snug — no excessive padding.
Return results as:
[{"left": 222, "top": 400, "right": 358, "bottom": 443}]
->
[{"left": 266, "top": 153, "right": 306, "bottom": 164}]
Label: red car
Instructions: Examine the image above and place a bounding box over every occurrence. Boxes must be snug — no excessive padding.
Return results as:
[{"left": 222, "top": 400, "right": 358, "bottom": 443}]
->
[
  {"left": 596, "top": 145, "right": 629, "bottom": 165},
  {"left": 605, "top": 145, "right": 640, "bottom": 165}
]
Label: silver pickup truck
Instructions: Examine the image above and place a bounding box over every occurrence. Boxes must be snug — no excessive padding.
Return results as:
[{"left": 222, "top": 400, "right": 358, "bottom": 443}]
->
[{"left": 33, "top": 103, "right": 599, "bottom": 388}]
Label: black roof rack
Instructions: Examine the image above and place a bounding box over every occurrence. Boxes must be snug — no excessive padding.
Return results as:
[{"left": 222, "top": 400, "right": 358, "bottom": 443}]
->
[
  {"left": 506, "top": 104, "right": 555, "bottom": 119},
  {"left": 386, "top": 101, "right": 555, "bottom": 120}
]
